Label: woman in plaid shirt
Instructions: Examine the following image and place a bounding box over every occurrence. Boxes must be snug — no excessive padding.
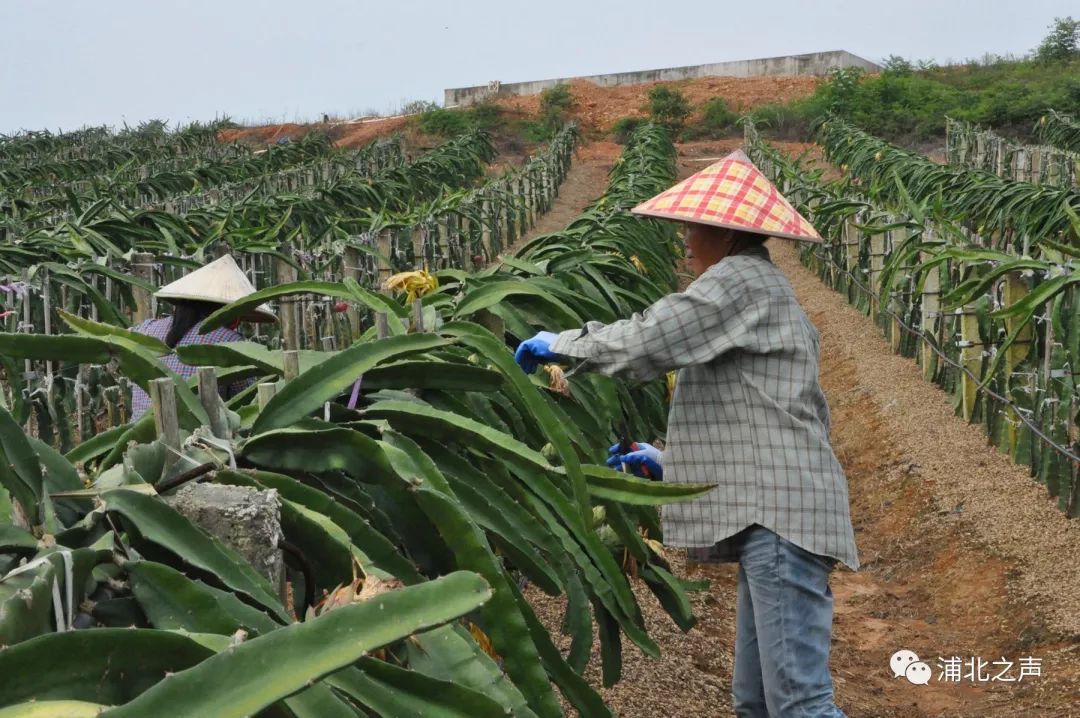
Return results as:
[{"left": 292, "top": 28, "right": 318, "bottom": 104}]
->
[
  {"left": 517, "top": 151, "right": 857, "bottom": 718},
  {"left": 129, "top": 255, "right": 275, "bottom": 419}
]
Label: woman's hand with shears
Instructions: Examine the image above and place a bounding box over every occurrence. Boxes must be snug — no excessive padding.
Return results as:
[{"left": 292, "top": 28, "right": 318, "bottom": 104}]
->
[{"left": 606, "top": 442, "right": 663, "bottom": 481}]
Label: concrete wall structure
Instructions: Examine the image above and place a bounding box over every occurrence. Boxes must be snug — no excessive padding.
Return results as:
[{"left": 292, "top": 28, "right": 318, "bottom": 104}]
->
[{"left": 445, "top": 50, "right": 880, "bottom": 107}]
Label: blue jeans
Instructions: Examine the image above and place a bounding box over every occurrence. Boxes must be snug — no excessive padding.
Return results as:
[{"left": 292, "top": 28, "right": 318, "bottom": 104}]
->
[{"left": 732, "top": 525, "right": 845, "bottom": 717}]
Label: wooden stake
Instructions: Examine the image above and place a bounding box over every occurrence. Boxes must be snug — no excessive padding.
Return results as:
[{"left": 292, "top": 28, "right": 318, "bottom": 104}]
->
[
  {"left": 276, "top": 255, "right": 300, "bottom": 351},
  {"left": 41, "top": 268, "right": 53, "bottom": 379},
  {"left": 868, "top": 233, "right": 886, "bottom": 319},
  {"left": 481, "top": 198, "right": 493, "bottom": 261},
  {"left": 257, "top": 382, "right": 278, "bottom": 411},
  {"left": 377, "top": 229, "right": 393, "bottom": 288},
  {"left": 342, "top": 246, "right": 363, "bottom": 339},
  {"left": 374, "top": 312, "right": 390, "bottom": 339},
  {"left": 105, "top": 385, "right": 122, "bottom": 431},
  {"left": 132, "top": 252, "right": 155, "bottom": 324},
  {"left": 919, "top": 246, "right": 940, "bottom": 381},
  {"left": 75, "top": 365, "right": 89, "bottom": 440},
  {"left": 21, "top": 269, "right": 33, "bottom": 391},
  {"left": 282, "top": 350, "right": 301, "bottom": 381},
  {"left": 437, "top": 219, "right": 450, "bottom": 269},
  {"left": 412, "top": 299, "right": 425, "bottom": 333},
  {"left": 149, "top": 378, "right": 181, "bottom": 467},
  {"left": 197, "top": 367, "right": 228, "bottom": 439}
]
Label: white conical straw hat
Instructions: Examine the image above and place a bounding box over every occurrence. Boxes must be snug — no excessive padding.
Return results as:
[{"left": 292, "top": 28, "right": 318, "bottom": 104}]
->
[{"left": 154, "top": 255, "right": 275, "bottom": 322}]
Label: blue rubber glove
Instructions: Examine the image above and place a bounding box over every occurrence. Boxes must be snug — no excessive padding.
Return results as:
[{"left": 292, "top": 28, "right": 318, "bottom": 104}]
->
[
  {"left": 606, "top": 442, "right": 663, "bottom": 480},
  {"left": 514, "top": 331, "right": 563, "bottom": 374}
]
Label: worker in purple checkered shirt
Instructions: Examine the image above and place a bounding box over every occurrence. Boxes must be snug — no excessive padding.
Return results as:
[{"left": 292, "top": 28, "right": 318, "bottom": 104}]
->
[
  {"left": 516, "top": 151, "right": 857, "bottom": 717},
  {"left": 129, "top": 255, "right": 275, "bottom": 419}
]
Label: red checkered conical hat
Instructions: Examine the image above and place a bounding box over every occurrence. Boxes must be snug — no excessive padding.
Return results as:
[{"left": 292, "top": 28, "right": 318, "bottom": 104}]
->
[{"left": 631, "top": 149, "right": 821, "bottom": 242}]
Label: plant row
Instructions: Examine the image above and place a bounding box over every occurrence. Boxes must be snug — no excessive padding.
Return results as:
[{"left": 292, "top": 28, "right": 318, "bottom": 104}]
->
[
  {"left": 2, "top": 132, "right": 400, "bottom": 224},
  {"left": 945, "top": 117, "right": 1079, "bottom": 188},
  {"left": 0, "top": 126, "right": 576, "bottom": 452},
  {"left": 746, "top": 121, "right": 1080, "bottom": 515},
  {"left": 0, "top": 119, "right": 238, "bottom": 171},
  {"left": 0, "top": 123, "right": 705, "bottom": 718},
  {"left": 1036, "top": 110, "right": 1080, "bottom": 153},
  {"left": 818, "top": 116, "right": 1080, "bottom": 251}
]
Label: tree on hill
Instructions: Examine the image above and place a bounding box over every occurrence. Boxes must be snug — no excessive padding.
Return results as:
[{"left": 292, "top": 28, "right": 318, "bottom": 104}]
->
[{"left": 1034, "top": 16, "right": 1079, "bottom": 63}]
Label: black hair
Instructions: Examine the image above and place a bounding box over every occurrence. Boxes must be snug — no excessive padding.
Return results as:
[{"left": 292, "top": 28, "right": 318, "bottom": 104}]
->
[
  {"left": 164, "top": 300, "right": 224, "bottom": 348},
  {"left": 731, "top": 229, "right": 767, "bottom": 245}
]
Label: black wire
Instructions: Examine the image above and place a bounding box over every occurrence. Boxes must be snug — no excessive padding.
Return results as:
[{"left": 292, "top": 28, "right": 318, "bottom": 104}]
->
[{"left": 807, "top": 248, "right": 1080, "bottom": 466}]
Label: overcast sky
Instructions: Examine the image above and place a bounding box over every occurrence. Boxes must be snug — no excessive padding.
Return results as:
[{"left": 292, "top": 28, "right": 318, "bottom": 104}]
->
[{"left": 2, "top": 0, "right": 1075, "bottom": 133}]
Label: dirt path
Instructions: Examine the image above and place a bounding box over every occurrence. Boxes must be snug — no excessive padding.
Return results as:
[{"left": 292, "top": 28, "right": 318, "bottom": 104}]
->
[
  {"left": 774, "top": 238, "right": 1080, "bottom": 717},
  {"left": 528, "top": 147, "right": 1080, "bottom": 717},
  {"left": 503, "top": 140, "right": 622, "bottom": 255}
]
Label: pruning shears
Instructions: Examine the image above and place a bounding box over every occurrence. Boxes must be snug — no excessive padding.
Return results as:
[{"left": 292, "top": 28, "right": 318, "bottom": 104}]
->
[
  {"left": 562, "top": 358, "right": 589, "bottom": 380},
  {"left": 616, "top": 415, "right": 652, "bottom": 480}
]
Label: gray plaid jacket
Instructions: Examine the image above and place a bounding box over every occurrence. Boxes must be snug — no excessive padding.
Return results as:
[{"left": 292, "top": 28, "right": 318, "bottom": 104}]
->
[{"left": 550, "top": 246, "right": 859, "bottom": 570}]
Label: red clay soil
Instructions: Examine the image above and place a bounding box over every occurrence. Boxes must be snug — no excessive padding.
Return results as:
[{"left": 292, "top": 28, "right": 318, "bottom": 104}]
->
[
  {"left": 220, "top": 74, "right": 819, "bottom": 150},
  {"left": 493, "top": 76, "right": 820, "bottom": 134},
  {"left": 505, "top": 140, "right": 623, "bottom": 254},
  {"left": 219, "top": 116, "right": 411, "bottom": 149}
]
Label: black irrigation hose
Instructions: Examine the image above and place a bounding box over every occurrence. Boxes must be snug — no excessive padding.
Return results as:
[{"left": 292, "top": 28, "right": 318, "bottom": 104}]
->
[
  {"left": 808, "top": 248, "right": 1080, "bottom": 467},
  {"left": 153, "top": 462, "right": 217, "bottom": 494}
]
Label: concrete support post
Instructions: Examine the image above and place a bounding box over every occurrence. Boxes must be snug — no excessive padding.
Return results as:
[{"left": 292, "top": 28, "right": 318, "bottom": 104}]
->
[{"left": 164, "top": 483, "right": 285, "bottom": 593}]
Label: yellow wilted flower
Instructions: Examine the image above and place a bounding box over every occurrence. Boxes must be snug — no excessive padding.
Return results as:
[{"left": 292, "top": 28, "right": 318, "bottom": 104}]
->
[
  {"left": 665, "top": 371, "right": 677, "bottom": 402},
  {"left": 629, "top": 255, "right": 648, "bottom": 274},
  {"left": 467, "top": 621, "right": 500, "bottom": 661},
  {"left": 382, "top": 270, "right": 438, "bottom": 303},
  {"left": 543, "top": 363, "right": 570, "bottom": 395}
]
